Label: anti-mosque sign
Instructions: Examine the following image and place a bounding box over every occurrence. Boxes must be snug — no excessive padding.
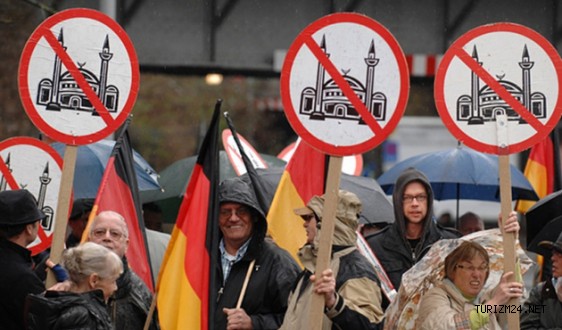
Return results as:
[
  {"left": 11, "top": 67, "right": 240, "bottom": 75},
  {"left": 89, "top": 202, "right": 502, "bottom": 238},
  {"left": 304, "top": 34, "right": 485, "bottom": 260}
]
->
[
  {"left": 435, "top": 23, "right": 562, "bottom": 155},
  {"left": 281, "top": 13, "right": 409, "bottom": 157},
  {"left": 18, "top": 8, "right": 139, "bottom": 145}
]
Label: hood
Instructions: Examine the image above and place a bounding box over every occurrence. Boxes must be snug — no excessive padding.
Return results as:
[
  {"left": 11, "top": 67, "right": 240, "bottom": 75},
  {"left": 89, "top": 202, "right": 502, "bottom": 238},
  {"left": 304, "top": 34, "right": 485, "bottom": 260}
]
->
[
  {"left": 218, "top": 177, "right": 267, "bottom": 256},
  {"left": 391, "top": 168, "right": 434, "bottom": 251},
  {"left": 297, "top": 190, "right": 361, "bottom": 247}
]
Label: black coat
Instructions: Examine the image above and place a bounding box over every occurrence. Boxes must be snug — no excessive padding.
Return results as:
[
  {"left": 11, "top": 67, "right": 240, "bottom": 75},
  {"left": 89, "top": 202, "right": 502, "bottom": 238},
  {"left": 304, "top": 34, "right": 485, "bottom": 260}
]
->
[
  {"left": 26, "top": 289, "right": 112, "bottom": 330},
  {"left": 0, "top": 239, "right": 45, "bottom": 330},
  {"left": 109, "top": 258, "right": 158, "bottom": 330},
  {"left": 214, "top": 239, "right": 300, "bottom": 330},
  {"left": 520, "top": 279, "right": 562, "bottom": 329}
]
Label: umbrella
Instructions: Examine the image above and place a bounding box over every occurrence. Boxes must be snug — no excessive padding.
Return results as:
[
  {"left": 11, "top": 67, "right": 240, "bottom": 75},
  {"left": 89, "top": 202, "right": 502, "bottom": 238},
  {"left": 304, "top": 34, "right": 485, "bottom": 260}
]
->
[
  {"left": 141, "top": 151, "right": 286, "bottom": 223},
  {"left": 525, "top": 190, "right": 562, "bottom": 259},
  {"left": 377, "top": 145, "right": 539, "bottom": 219},
  {"left": 384, "top": 229, "right": 534, "bottom": 329},
  {"left": 240, "top": 167, "right": 394, "bottom": 226},
  {"left": 51, "top": 141, "right": 160, "bottom": 199}
]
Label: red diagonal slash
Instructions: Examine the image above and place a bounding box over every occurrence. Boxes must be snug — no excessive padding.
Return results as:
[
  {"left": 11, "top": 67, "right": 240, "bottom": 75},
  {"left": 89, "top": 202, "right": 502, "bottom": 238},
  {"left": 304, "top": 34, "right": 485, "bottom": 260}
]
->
[
  {"left": 304, "top": 37, "right": 384, "bottom": 136},
  {"left": 0, "top": 159, "right": 20, "bottom": 190},
  {"left": 41, "top": 27, "right": 116, "bottom": 126},
  {"left": 454, "top": 46, "right": 545, "bottom": 133}
]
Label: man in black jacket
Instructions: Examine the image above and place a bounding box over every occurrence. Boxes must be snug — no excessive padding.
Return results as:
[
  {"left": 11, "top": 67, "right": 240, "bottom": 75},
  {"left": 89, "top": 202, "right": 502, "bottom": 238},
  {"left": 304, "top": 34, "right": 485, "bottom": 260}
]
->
[
  {"left": 0, "top": 189, "right": 47, "bottom": 329},
  {"left": 88, "top": 210, "right": 159, "bottom": 329},
  {"left": 367, "top": 168, "right": 459, "bottom": 308},
  {"left": 521, "top": 231, "right": 562, "bottom": 328},
  {"left": 215, "top": 177, "right": 300, "bottom": 330}
]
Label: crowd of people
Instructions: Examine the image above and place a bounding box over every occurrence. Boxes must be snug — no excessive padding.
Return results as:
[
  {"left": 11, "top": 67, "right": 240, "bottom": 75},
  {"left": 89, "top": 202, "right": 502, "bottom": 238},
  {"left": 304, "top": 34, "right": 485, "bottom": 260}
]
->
[{"left": 0, "top": 165, "right": 560, "bottom": 329}]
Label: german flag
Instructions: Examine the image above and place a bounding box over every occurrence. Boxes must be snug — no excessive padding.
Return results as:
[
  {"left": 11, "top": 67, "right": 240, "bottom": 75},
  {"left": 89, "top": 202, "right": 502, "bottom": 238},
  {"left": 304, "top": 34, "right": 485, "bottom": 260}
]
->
[
  {"left": 157, "top": 102, "right": 221, "bottom": 330},
  {"left": 84, "top": 118, "right": 154, "bottom": 291},
  {"left": 516, "top": 133, "right": 559, "bottom": 213},
  {"left": 266, "top": 139, "right": 326, "bottom": 264}
]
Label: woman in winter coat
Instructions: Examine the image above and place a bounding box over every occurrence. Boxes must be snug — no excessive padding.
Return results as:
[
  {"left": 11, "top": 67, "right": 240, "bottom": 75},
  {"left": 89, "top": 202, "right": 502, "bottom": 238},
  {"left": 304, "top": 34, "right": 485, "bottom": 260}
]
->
[
  {"left": 417, "top": 238, "right": 523, "bottom": 330},
  {"left": 26, "top": 242, "right": 123, "bottom": 329}
]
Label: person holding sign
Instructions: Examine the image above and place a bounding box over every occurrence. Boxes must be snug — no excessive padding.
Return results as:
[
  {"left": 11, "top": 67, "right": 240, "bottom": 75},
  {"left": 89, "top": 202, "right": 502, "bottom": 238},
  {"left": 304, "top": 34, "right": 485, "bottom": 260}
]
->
[
  {"left": 280, "top": 190, "right": 384, "bottom": 330},
  {"left": 417, "top": 212, "right": 523, "bottom": 329},
  {"left": 216, "top": 177, "right": 300, "bottom": 330},
  {"left": 26, "top": 242, "right": 122, "bottom": 329},
  {"left": 367, "top": 168, "right": 460, "bottom": 307}
]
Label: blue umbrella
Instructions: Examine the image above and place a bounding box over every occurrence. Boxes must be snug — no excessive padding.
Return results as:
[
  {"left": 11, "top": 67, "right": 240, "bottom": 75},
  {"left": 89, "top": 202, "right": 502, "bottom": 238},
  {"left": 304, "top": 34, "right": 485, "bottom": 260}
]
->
[
  {"left": 51, "top": 140, "right": 160, "bottom": 199},
  {"left": 377, "top": 145, "right": 538, "bottom": 219}
]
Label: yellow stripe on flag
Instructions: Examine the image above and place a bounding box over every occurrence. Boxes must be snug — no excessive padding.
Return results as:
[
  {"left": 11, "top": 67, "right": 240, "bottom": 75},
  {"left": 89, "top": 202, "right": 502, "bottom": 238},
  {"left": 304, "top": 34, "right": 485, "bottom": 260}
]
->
[
  {"left": 157, "top": 228, "right": 203, "bottom": 329},
  {"left": 267, "top": 171, "right": 307, "bottom": 266}
]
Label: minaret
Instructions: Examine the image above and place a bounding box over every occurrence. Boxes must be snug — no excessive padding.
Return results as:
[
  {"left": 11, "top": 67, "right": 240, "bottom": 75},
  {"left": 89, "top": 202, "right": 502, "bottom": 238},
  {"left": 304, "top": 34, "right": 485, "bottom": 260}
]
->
[
  {"left": 37, "top": 162, "right": 51, "bottom": 209},
  {"left": 98, "top": 35, "right": 113, "bottom": 109},
  {"left": 364, "top": 40, "right": 379, "bottom": 118},
  {"left": 37, "top": 162, "right": 54, "bottom": 231},
  {"left": 0, "top": 153, "right": 11, "bottom": 191},
  {"left": 47, "top": 29, "right": 66, "bottom": 111},
  {"left": 519, "top": 45, "right": 534, "bottom": 119},
  {"left": 468, "top": 45, "right": 484, "bottom": 125},
  {"left": 311, "top": 35, "right": 328, "bottom": 120}
]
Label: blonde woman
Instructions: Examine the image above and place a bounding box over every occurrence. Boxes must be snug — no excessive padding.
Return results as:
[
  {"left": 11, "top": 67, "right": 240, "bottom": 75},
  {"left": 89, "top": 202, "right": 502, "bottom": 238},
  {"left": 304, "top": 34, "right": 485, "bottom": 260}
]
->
[{"left": 26, "top": 242, "right": 123, "bottom": 329}]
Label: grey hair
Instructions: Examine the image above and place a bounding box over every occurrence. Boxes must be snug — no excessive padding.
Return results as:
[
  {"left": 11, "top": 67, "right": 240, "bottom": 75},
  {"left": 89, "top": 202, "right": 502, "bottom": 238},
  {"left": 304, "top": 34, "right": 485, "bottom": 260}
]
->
[
  {"left": 90, "top": 210, "right": 129, "bottom": 238},
  {"left": 61, "top": 242, "right": 123, "bottom": 284}
]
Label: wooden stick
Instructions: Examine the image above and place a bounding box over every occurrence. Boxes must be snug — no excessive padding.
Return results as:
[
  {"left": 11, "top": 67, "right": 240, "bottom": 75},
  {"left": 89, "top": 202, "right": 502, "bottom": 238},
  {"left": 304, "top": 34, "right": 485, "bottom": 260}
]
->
[
  {"left": 236, "top": 259, "right": 256, "bottom": 308},
  {"left": 496, "top": 111, "right": 519, "bottom": 330},
  {"left": 307, "top": 156, "right": 343, "bottom": 330},
  {"left": 46, "top": 145, "right": 77, "bottom": 288},
  {"left": 143, "top": 292, "right": 157, "bottom": 330}
]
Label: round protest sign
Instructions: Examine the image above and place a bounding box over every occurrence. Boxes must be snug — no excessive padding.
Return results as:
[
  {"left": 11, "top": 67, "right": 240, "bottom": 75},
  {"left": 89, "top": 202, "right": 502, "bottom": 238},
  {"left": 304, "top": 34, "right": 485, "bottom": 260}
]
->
[
  {"left": 435, "top": 23, "right": 562, "bottom": 154},
  {"left": 281, "top": 13, "right": 409, "bottom": 156},
  {"left": 18, "top": 8, "right": 139, "bottom": 145},
  {"left": 0, "top": 137, "right": 64, "bottom": 255}
]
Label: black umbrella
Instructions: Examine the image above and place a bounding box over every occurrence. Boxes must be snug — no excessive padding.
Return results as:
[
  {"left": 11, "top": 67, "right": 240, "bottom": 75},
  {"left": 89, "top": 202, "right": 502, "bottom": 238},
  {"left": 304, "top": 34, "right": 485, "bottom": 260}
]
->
[
  {"left": 240, "top": 167, "right": 394, "bottom": 226},
  {"left": 525, "top": 189, "right": 562, "bottom": 256}
]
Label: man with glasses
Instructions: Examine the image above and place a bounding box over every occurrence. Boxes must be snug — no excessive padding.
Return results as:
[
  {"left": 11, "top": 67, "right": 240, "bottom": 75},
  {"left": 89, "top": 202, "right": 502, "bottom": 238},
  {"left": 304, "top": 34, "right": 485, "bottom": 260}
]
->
[
  {"left": 367, "top": 167, "right": 459, "bottom": 308},
  {"left": 215, "top": 177, "right": 300, "bottom": 330},
  {"left": 88, "top": 210, "right": 159, "bottom": 329}
]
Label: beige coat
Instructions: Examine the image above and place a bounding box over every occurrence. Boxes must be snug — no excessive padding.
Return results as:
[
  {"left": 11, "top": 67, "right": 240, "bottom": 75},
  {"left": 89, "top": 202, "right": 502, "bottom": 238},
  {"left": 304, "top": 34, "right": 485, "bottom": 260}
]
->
[{"left": 417, "top": 279, "right": 502, "bottom": 330}]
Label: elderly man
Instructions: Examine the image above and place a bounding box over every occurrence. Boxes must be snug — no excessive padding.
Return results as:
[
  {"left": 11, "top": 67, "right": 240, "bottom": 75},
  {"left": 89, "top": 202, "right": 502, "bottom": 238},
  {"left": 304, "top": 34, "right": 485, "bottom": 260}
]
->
[
  {"left": 0, "top": 189, "right": 47, "bottom": 329},
  {"left": 521, "top": 231, "right": 562, "bottom": 328},
  {"left": 280, "top": 190, "right": 384, "bottom": 329},
  {"left": 215, "top": 177, "right": 300, "bottom": 330},
  {"left": 88, "top": 210, "right": 158, "bottom": 329}
]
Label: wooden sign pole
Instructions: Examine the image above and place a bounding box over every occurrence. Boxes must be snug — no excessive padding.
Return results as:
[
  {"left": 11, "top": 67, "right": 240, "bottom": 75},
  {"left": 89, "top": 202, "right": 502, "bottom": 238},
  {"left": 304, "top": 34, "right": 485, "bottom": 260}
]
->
[
  {"left": 496, "top": 112, "right": 519, "bottom": 329},
  {"left": 45, "top": 144, "right": 77, "bottom": 288},
  {"left": 307, "top": 156, "right": 343, "bottom": 330}
]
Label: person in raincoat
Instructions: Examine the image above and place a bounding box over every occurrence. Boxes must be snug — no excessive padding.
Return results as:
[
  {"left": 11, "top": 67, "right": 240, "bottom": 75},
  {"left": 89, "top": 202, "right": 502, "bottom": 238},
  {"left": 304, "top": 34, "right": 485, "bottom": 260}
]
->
[
  {"left": 367, "top": 167, "right": 460, "bottom": 307},
  {"left": 280, "top": 190, "right": 384, "bottom": 330},
  {"left": 215, "top": 177, "right": 300, "bottom": 330}
]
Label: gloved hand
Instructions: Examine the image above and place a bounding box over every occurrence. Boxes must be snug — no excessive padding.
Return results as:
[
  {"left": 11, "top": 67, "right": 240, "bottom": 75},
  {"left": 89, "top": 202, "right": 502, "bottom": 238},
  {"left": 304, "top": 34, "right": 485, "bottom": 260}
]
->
[{"left": 46, "top": 259, "right": 69, "bottom": 282}]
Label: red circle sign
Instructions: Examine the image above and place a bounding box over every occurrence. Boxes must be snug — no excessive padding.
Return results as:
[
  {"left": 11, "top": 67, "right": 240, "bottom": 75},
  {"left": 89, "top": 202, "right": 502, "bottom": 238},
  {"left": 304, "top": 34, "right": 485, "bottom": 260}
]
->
[
  {"left": 280, "top": 13, "right": 409, "bottom": 156},
  {"left": 0, "top": 137, "right": 64, "bottom": 255},
  {"left": 435, "top": 23, "right": 562, "bottom": 154},
  {"left": 18, "top": 8, "right": 139, "bottom": 145}
]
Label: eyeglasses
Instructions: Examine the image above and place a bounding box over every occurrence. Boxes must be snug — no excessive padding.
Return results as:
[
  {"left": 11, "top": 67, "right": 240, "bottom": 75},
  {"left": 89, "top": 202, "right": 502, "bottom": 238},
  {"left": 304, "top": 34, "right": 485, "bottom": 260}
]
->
[
  {"left": 456, "top": 263, "right": 488, "bottom": 273},
  {"left": 402, "top": 194, "right": 427, "bottom": 204},
  {"left": 219, "top": 207, "right": 251, "bottom": 219},
  {"left": 92, "top": 228, "right": 125, "bottom": 240},
  {"left": 403, "top": 194, "right": 427, "bottom": 204}
]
